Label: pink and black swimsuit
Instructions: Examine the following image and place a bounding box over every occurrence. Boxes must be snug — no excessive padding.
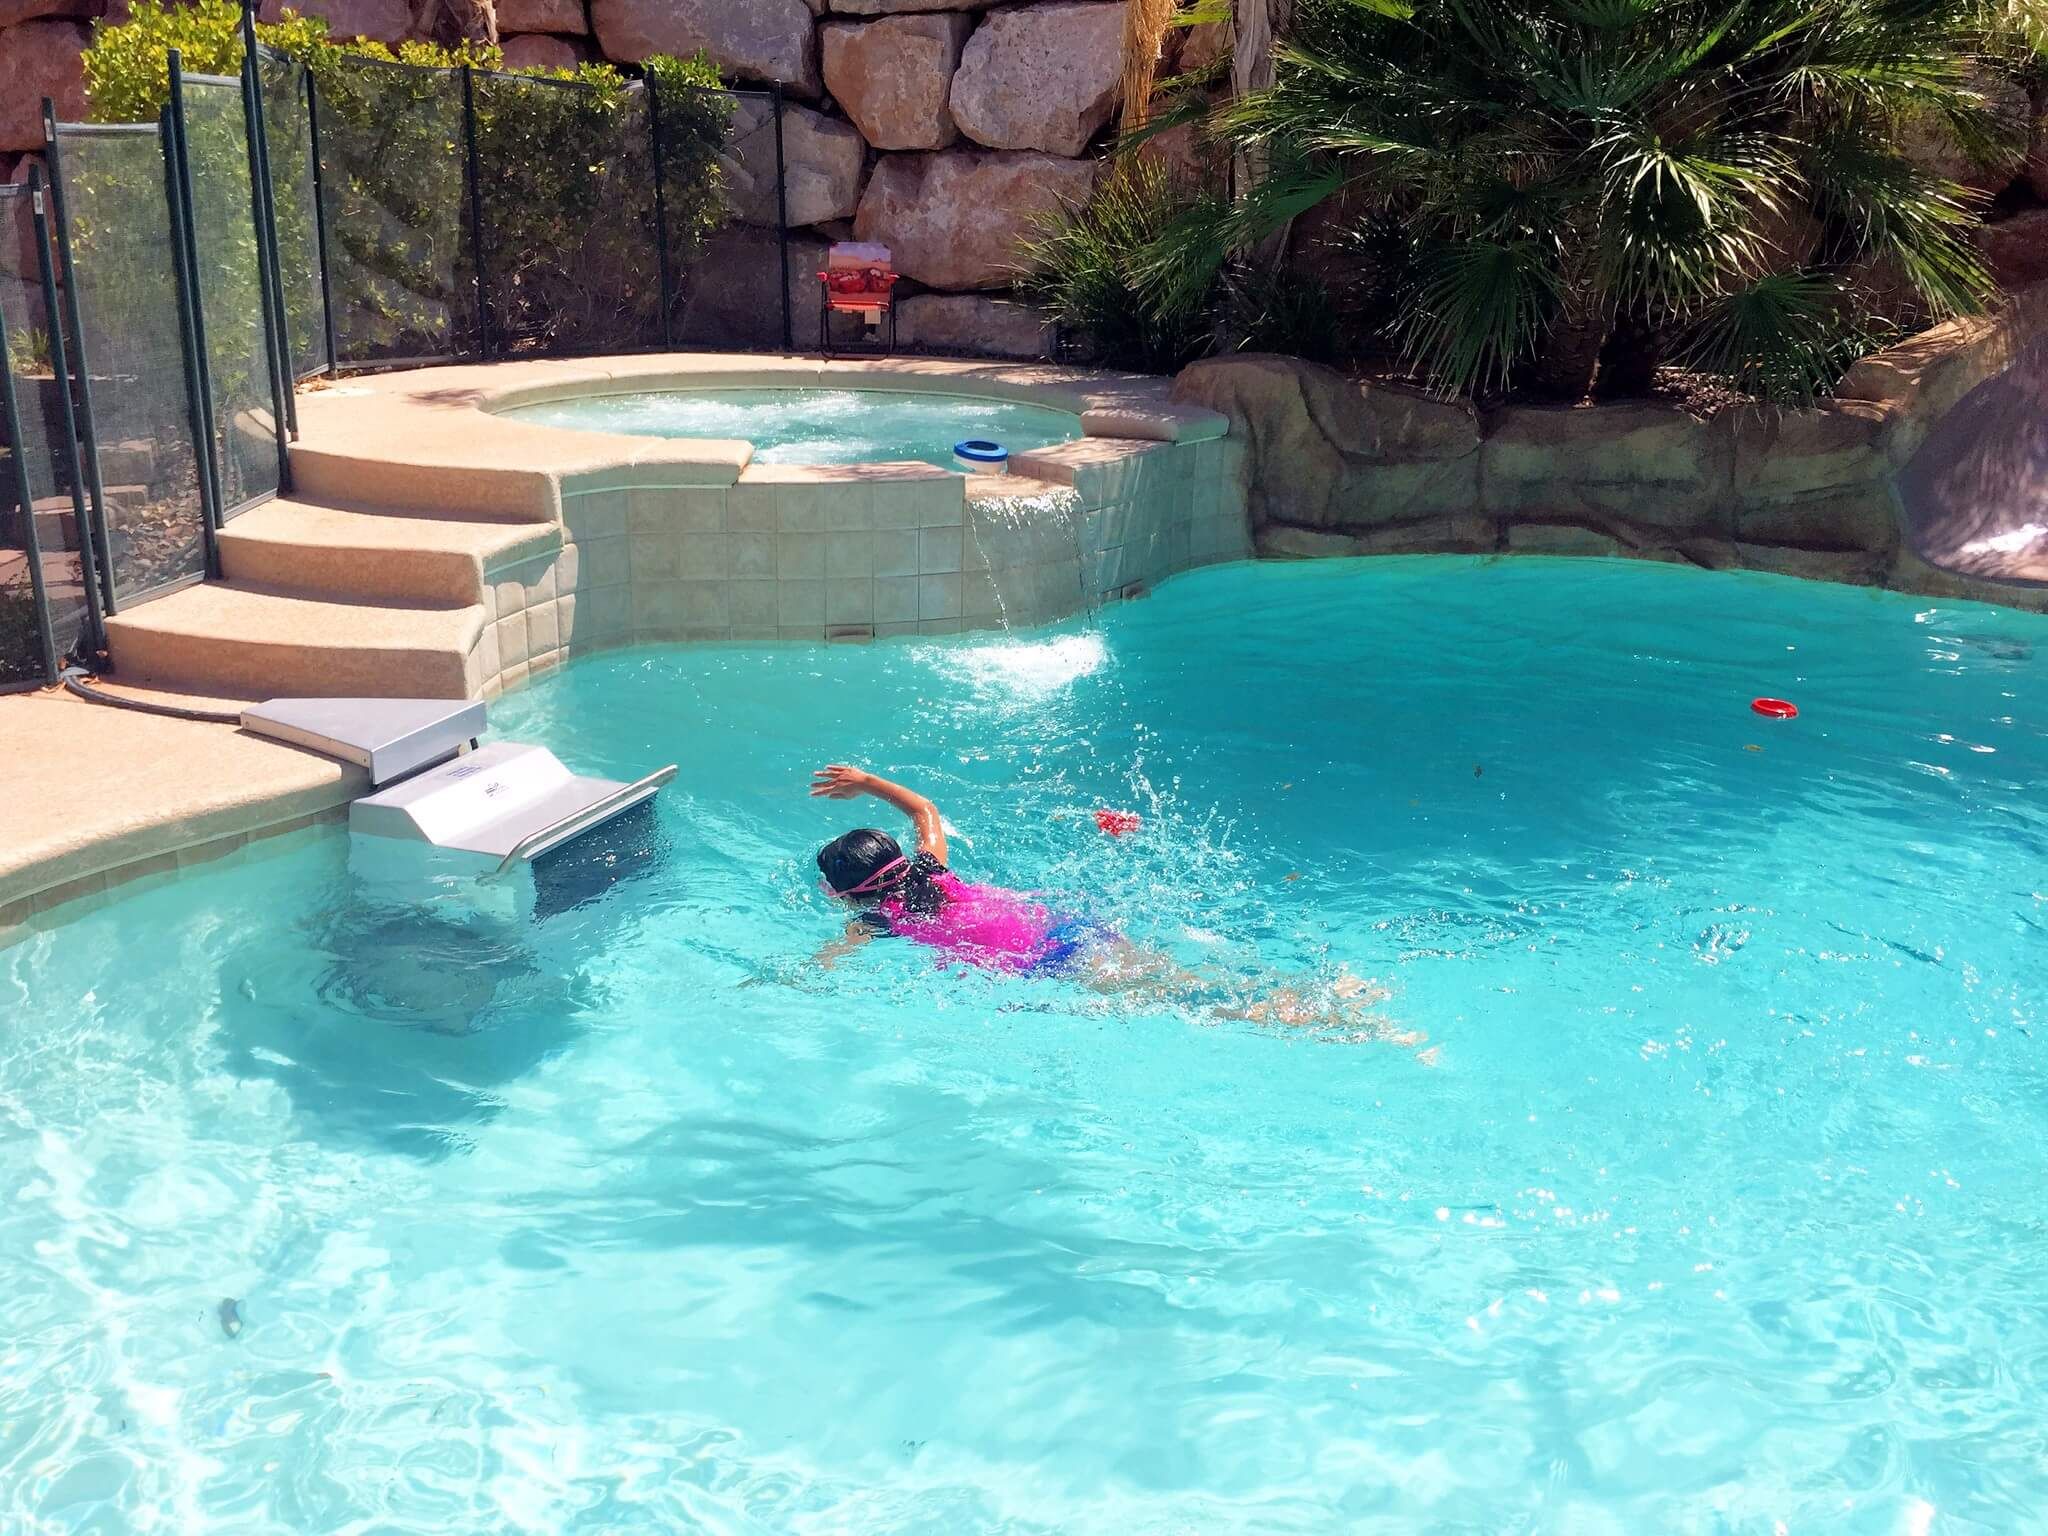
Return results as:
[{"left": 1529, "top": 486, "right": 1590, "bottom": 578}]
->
[{"left": 856, "top": 853, "right": 1114, "bottom": 975}]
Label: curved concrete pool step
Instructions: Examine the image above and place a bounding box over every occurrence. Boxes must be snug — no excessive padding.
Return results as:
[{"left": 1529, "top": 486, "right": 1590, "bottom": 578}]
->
[
  {"left": 105, "top": 582, "right": 485, "bottom": 700},
  {"left": 219, "top": 499, "right": 561, "bottom": 605}
]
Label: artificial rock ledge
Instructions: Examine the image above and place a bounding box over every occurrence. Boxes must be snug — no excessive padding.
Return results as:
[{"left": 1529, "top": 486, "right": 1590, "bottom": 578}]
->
[{"left": 1172, "top": 281, "right": 2048, "bottom": 611}]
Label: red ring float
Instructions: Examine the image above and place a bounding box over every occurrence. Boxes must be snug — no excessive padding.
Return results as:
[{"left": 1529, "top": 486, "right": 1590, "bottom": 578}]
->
[{"left": 1751, "top": 697, "right": 1799, "bottom": 719}]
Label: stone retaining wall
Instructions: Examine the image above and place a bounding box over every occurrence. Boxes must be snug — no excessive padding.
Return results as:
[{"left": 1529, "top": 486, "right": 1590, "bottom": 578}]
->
[
  {"left": 1171, "top": 282, "right": 2048, "bottom": 612},
  {"left": 0, "top": 0, "right": 1123, "bottom": 354}
]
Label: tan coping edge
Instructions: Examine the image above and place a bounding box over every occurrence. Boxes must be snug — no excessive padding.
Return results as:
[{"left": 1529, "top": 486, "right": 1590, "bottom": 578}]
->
[
  {"left": 293, "top": 353, "right": 1231, "bottom": 516},
  {"left": 1, "top": 796, "right": 356, "bottom": 951}
]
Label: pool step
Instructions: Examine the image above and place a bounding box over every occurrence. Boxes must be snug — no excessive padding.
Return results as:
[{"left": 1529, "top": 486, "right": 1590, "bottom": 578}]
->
[
  {"left": 219, "top": 499, "right": 560, "bottom": 605},
  {"left": 105, "top": 582, "right": 485, "bottom": 700}
]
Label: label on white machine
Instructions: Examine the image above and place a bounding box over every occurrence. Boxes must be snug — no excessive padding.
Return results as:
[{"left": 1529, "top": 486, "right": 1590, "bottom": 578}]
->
[{"left": 351, "top": 741, "right": 573, "bottom": 848}]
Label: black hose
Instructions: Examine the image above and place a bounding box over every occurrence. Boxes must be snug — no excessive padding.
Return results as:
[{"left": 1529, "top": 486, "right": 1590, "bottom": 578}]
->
[{"left": 59, "top": 667, "right": 244, "bottom": 725}]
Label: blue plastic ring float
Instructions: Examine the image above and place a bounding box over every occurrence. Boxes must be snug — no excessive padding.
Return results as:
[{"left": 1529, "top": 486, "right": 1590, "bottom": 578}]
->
[{"left": 953, "top": 439, "right": 1009, "bottom": 473}]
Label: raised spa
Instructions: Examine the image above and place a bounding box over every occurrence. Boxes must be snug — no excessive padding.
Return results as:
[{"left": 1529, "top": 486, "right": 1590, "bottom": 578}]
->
[{"left": 500, "top": 386, "right": 1084, "bottom": 468}]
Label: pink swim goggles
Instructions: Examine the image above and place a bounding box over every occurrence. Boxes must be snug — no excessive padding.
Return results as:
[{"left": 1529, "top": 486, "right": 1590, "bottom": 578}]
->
[{"left": 824, "top": 854, "right": 910, "bottom": 899}]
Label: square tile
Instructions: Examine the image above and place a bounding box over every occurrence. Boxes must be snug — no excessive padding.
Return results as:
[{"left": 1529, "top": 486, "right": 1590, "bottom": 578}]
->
[
  {"left": 961, "top": 568, "right": 1001, "bottom": 620},
  {"left": 554, "top": 591, "right": 579, "bottom": 644},
  {"left": 961, "top": 527, "right": 992, "bottom": 571},
  {"left": 919, "top": 572, "right": 961, "bottom": 620},
  {"left": 917, "top": 617, "right": 962, "bottom": 636},
  {"left": 679, "top": 580, "right": 729, "bottom": 628},
  {"left": 777, "top": 484, "right": 826, "bottom": 533},
  {"left": 873, "top": 529, "right": 920, "bottom": 577},
  {"left": 727, "top": 483, "right": 777, "bottom": 532},
  {"left": 731, "top": 532, "right": 776, "bottom": 579},
  {"left": 563, "top": 489, "right": 626, "bottom": 540},
  {"left": 825, "top": 531, "right": 872, "bottom": 578},
  {"left": 826, "top": 577, "right": 873, "bottom": 624},
  {"left": 632, "top": 581, "right": 685, "bottom": 631},
  {"left": 585, "top": 535, "right": 631, "bottom": 588},
  {"left": 679, "top": 532, "right": 728, "bottom": 579},
  {"left": 527, "top": 596, "right": 560, "bottom": 658},
  {"left": 874, "top": 575, "right": 920, "bottom": 623},
  {"left": 777, "top": 534, "right": 825, "bottom": 580},
  {"left": 674, "top": 489, "right": 726, "bottom": 533},
  {"left": 915, "top": 481, "right": 965, "bottom": 528},
  {"left": 778, "top": 579, "right": 825, "bottom": 625},
  {"left": 823, "top": 485, "right": 873, "bottom": 530},
  {"left": 875, "top": 620, "right": 920, "bottom": 639},
  {"left": 495, "top": 609, "right": 530, "bottom": 668},
  {"left": 730, "top": 579, "right": 778, "bottom": 627},
  {"left": 629, "top": 488, "right": 676, "bottom": 532},
  {"left": 552, "top": 541, "right": 582, "bottom": 594},
  {"left": 630, "top": 533, "right": 681, "bottom": 579},
  {"left": 872, "top": 487, "right": 921, "bottom": 529},
  {"left": 919, "top": 526, "right": 962, "bottom": 574},
  {"left": 584, "top": 584, "right": 631, "bottom": 639}
]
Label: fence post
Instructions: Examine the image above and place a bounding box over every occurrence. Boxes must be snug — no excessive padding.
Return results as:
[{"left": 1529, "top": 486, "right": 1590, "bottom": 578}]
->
[
  {"left": 304, "top": 70, "right": 340, "bottom": 374},
  {"left": 165, "top": 55, "right": 226, "bottom": 570},
  {"left": 0, "top": 295, "right": 60, "bottom": 685},
  {"left": 240, "top": 12, "right": 296, "bottom": 483},
  {"left": 28, "top": 165, "right": 108, "bottom": 656},
  {"left": 460, "top": 64, "right": 491, "bottom": 359},
  {"left": 646, "top": 75, "right": 676, "bottom": 351},
  {"left": 42, "top": 100, "right": 117, "bottom": 619},
  {"left": 771, "top": 84, "right": 792, "bottom": 353}
]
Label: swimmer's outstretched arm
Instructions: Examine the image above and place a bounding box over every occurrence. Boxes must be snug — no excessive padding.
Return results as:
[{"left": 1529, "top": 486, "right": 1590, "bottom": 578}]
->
[{"left": 809, "top": 764, "right": 949, "bottom": 865}]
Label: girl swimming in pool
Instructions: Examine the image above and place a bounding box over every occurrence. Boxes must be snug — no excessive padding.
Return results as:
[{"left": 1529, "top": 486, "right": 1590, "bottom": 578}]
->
[{"left": 810, "top": 764, "right": 1425, "bottom": 1048}]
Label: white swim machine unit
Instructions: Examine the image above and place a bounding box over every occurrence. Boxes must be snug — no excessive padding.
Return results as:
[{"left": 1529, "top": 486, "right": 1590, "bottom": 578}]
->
[{"left": 239, "top": 697, "right": 675, "bottom": 903}]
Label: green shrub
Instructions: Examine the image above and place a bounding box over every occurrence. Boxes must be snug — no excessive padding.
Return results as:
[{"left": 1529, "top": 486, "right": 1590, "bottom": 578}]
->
[
  {"left": 1019, "top": 160, "right": 1218, "bottom": 373},
  {"left": 1175, "top": 0, "right": 2018, "bottom": 403}
]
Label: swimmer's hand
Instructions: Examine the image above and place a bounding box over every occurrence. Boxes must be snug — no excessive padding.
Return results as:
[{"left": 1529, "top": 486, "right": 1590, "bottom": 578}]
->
[
  {"left": 810, "top": 764, "right": 871, "bottom": 800},
  {"left": 809, "top": 764, "right": 948, "bottom": 865}
]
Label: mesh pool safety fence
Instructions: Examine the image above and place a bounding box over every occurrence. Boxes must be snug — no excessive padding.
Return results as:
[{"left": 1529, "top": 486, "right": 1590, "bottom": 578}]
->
[
  {"left": 49, "top": 117, "right": 212, "bottom": 611},
  {"left": 178, "top": 69, "right": 284, "bottom": 518},
  {"left": 7, "top": 22, "right": 787, "bottom": 668},
  {"left": 0, "top": 185, "right": 71, "bottom": 688}
]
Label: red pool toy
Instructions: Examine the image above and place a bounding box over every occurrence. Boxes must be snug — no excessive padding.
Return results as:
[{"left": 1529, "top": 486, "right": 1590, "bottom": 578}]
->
[
  {"left": 1751, "top": 697, "right": 1799, "bottom": 719},
  {"left": 1094, "top": 809, "right": 1142, "bottom": 838}
]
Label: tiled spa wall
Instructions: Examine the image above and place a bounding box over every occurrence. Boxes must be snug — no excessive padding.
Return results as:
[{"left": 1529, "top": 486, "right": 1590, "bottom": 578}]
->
[{"left": 470, "top": 434, "right": 1250, "bottom": 696}]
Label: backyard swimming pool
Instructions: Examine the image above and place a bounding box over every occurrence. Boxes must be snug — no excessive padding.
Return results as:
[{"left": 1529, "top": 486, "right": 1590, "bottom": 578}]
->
[
  {"left": 500, "top": 387, "right": 1085, "bottom": 468},
  {"left": 6, "top": 556, "right": 2046, "bottom": 1531}
]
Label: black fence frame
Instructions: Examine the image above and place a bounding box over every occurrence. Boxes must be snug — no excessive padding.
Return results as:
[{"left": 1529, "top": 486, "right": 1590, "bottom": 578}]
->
[{"left": 4, "top": 10, "right": 790, "bottom": 672}]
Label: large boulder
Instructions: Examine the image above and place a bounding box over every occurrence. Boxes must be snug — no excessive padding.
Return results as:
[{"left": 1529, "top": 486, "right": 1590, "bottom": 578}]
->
[
  {"left": 853, "top": 149, "right": 1095, "bottom": 290},
  {"left": 1729, "top": 400, "right": 1897, "bottom": 553},
  {"left": 677, "top": 225, "right": 826, "bottom": 349},
  {"left": 495, "top": 0, "right": 586, "bottom": 32},
  {"left": 255, "top": 0, "right": 410, "bottom": 44},
  {"left": 827, "top": 0, "right": 992, "bottom": 12},
  {"left": 897, "top": 293, "right": 1050, "bottom": 358},
  {"left": 949, "top": 1, "right": 1124, "bottom": 157},
  {"left": 592, "top": 0, "right": 821, "bottom": 97},
  {"left": 499, "top": 32, "right": 588, "bottom": 68},
  {"left": 0, "top": 0, "right": 101, "bottom": 24},
  {"left": 821, "top": 13, "right": 972, "bottom": 152},
  {"left": 1171, "top": 353, "right": 1481, "bottom": 529},
  {"left": 724, "top": 96, "right": 867, "bottom": 228},
  {"left": 0, "top": 20, "right": 90, "bottom": 155},
  {"left": 1897, "top": 71, "right": 2030, "bottom": 195},
  {"left": 1978, "top": 208, "right": 2048, "bottom": 292}
]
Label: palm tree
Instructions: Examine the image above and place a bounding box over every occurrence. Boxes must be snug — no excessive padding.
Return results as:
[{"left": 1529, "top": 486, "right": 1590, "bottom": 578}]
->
[{"left": 1174, "top": 0, "right": 2018, "bottom": 401}]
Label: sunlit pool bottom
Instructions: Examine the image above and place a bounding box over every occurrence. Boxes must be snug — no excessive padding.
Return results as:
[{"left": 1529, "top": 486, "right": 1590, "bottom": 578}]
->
[
  {"left": 6, "top": 557, "right": 2047, "bottom": 1532},
  {"left": 501, "top": 386, "right": 1084, "bottom": 468}
]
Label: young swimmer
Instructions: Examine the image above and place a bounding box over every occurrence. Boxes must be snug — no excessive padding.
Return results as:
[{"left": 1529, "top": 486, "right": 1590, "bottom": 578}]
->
[{"left": 810, "top": 764, "right": 1427, "bottom": 1048}]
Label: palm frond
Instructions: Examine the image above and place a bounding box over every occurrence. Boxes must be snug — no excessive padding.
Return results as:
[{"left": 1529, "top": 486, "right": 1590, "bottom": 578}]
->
[{"left": 1676, "top": 270, "right": 1881, "bottom": 402}]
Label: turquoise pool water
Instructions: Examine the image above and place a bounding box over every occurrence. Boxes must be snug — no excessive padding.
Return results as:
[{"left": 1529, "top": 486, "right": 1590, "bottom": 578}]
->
[
  {"left": 6, "top": 556, "right": 2048, "bottom": 1532},
  {"left": 502, "top": 387, "right": 1082, "bottom": 468}
]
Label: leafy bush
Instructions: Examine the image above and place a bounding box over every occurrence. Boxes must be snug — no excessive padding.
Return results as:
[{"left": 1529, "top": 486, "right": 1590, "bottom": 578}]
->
[
  {"left": 1171, "top": 0, "right": 2019, "bottom": 403},
  {"left": 1020, "top": 160, "right": 1219, "bottom": 373}
]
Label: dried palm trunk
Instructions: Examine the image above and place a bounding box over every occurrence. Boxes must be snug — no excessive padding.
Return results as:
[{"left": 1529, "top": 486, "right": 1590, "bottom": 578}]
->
[
  {"left": 1121, "top": 0, "right": 1179, "bottom": 130},
  {"left": 1233, "top": 0, "right": 1293, "bottom": 261}
]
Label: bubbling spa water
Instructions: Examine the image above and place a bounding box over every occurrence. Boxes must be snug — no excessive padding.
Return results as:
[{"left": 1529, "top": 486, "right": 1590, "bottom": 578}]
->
[
  {"left": 5, "top": 557, "right": 2046, "bottom": 1532},
  {"left": 501, "top": 386, "right": 1083, "bottom": 468}
]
